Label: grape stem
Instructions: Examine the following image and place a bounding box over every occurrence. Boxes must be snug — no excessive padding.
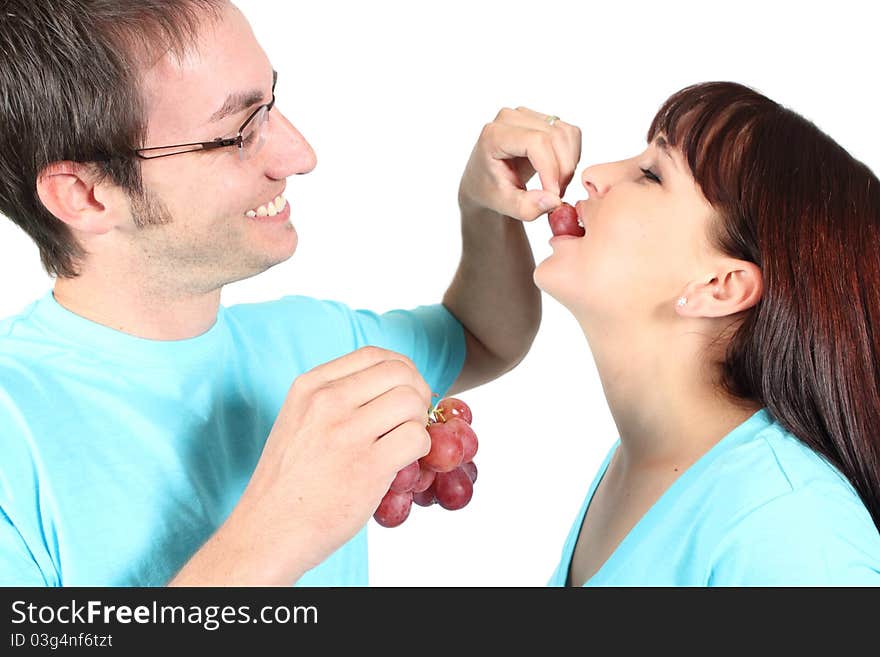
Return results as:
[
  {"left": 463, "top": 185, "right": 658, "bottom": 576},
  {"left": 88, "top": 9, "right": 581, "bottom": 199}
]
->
[{"left": 426, "top": 403, "right": 447, "bottom": 426}]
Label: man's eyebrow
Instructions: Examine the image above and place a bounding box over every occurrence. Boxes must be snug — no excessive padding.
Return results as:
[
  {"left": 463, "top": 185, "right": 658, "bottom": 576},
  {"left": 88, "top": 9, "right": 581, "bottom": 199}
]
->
[{"left": 208, "top": 89, "right": 266, "bottom": 124}]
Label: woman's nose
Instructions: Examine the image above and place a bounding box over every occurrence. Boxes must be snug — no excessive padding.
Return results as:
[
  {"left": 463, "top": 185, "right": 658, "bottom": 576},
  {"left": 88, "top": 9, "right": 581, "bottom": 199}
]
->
[{"left": 581, "top": 160, "right": 628, "bottom": 198}]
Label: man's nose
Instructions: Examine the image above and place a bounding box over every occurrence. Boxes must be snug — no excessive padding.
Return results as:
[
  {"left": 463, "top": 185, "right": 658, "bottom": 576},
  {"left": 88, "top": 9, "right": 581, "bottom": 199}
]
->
[{"left": 263, "top": 109, "right": 317, "bottom": 179}]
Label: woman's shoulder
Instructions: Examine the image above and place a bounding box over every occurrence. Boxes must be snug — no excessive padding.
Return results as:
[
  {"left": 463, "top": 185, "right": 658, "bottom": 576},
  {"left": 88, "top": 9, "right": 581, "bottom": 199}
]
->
[
  {"left": 706, "top": 410, "right": 865, "bottom": 510},
  {"left": 702, "top": 411, "right": 880, "bottom": 585},
  {"left": 705, "top": 478, "right": 880, "bottom": 585}
]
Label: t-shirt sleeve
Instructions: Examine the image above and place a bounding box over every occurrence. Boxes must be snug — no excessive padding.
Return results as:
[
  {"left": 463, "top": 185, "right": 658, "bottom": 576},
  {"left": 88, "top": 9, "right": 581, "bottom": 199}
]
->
[
  {"left": 226, "top": 296, "right": 467, "bottom": 400},
  {"left": 707, "top": 485, "right": 880, "bottom": 586},
  {"left": 0, "top": 384, "right": 57, "bottom": 587},
  {"left": 338, "top": 302, "right": 467, "bottom": 399},
  {"left": 0, "top": 506, "right": 51, "bottom": 586}
]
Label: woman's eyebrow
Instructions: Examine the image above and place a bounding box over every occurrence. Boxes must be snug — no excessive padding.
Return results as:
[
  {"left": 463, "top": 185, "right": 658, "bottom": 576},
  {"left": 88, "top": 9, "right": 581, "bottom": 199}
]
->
[{"left": 654, "top": 135, "right": 678, "bottom": 169}]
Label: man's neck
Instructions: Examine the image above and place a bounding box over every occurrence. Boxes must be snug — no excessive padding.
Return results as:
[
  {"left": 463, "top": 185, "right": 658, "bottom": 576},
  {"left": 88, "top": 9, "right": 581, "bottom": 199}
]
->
[{"left": 53, "top": 271, "right": 222, "bottom": 341}]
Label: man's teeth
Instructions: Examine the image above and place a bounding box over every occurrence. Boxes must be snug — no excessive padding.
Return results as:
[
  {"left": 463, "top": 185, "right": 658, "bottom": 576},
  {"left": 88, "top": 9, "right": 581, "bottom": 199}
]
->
[
  {"left": 246, "top": 195, "right": 287, "bottom": 218},
  {"left": 577, "top": 217, "right": 584, "bottom": 229}
]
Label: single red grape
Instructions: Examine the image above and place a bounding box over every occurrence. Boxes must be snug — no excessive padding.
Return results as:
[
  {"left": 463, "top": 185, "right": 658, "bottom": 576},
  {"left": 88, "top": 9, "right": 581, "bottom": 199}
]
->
[
  {"left": 449, "top": 417, "right": 478, "bottom": 462},
  {"left": 461, "top": 461, "right": 478, "bottom": 484},
  {"left": 433, "top": 467, "right": 473, "bottom": 510},
  {"left": 373, "top": 489, "right": 413, "bottom": 528},
  {"left": 423, "top": 420, "right": 464, "bottom": 472},
  {"left": 435, "top": 397, "right": 473, "bottom": 425},
  {"left": 412, "top": 487, "right": 436, "bottom": 507},
  {"left": 389, "top": 460, "right": 420, "bottom": 493},
  {"left": 548, "top": 202, "right": 584, "bottom": 237},
  {"left": 412, "top": 462, "right": 436, "bottom": 493}
]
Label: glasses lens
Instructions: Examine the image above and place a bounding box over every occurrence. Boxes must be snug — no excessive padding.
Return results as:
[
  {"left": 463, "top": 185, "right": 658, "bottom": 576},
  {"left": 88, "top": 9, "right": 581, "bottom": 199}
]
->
[{"left": 239, "top": 105, "right": 269, "bottom": 161}]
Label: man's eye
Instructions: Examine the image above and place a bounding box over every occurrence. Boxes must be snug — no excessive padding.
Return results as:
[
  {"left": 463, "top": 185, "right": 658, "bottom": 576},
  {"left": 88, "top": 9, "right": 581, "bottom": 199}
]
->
[{"left": 640, "top": 168, "right": 661, "bottom": 184}]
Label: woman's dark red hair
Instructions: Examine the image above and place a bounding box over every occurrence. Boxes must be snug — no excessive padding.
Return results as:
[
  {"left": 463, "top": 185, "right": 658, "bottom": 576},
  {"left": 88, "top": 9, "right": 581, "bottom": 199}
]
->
[{"left": 649, "top": 82, "right": 880, "bottom": 530}]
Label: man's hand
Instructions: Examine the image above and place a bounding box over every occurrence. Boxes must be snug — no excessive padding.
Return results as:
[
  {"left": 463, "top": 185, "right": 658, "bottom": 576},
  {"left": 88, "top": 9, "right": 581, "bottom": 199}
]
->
[
  {"left": 170, "top": 346, "right": 433, "bottom": 586},
  {"left": 458, "top": 106, "right": 582, "bottom": 222},
  {"left": 443, "top": 108, "right": 580, "bottom": 394}
]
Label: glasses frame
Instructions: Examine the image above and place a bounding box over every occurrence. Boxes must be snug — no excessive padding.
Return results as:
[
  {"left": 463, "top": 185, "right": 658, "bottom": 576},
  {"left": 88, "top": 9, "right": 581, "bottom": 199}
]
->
[{"left": 130, "top": 71, "right": 277, "bottom": 161}]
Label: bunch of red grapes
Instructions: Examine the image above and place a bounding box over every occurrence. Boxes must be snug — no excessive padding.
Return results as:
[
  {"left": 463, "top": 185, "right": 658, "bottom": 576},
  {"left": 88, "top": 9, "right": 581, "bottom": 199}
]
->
[{"left": 373, "top": 397, "right": 478, "bottom": 528}]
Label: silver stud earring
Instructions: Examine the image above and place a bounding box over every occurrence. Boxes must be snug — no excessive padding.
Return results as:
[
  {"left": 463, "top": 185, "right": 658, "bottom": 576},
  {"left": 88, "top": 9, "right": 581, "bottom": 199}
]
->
[{"left": 676, "top": 296, "right": 688, "bottom": 308}]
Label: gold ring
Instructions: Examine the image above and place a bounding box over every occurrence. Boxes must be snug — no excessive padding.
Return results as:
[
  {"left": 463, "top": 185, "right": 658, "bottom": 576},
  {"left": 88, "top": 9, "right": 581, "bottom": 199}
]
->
[{"left": 546, "top": 115, "right": 560, "bottom": 127}]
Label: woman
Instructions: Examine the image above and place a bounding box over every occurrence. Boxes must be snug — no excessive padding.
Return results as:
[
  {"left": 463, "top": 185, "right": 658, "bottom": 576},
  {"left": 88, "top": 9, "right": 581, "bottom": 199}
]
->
[{"left": 533, "top": 82, "right": 880, "bottom": 585}]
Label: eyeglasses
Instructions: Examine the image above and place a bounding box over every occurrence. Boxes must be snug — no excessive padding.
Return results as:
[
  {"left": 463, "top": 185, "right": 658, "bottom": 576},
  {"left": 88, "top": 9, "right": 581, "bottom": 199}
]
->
[{"left": 126, "top": 70, "right": 277, "bottom": 162}]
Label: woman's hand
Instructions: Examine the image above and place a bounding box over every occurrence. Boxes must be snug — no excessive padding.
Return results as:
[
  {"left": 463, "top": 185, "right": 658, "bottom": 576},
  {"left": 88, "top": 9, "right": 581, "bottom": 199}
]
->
[{"left": 458, "top": 107, "right": 582, "bottom": 221}]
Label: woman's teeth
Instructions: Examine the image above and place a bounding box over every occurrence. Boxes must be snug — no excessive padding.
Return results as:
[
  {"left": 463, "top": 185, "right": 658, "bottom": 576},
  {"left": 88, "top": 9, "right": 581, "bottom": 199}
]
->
[{"left": 246, "top": 195, "right": 287, "bottom": 218}]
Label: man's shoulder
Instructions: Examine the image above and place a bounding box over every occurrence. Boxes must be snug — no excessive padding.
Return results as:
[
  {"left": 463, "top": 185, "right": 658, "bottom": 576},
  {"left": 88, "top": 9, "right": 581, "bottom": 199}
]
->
[
  {"left": 223, "top": 295, "right": 360, "bottom": 342},
  {"left": 223, "top": 295, "right": 432, "bottom": 339},
  {"left": 224, "top": 294, "right": 350, "bottom": 320},
  {"left": 1, "top": 292, "right": 78, "bottom": 356},
  {"left": 0, "top": 297, "right": 42, "bottom": 342},
  {"left": 0, "top": 348, "right": 54, "bottom": 428},
  {"left": 0, "top": 351, "right": 48, "bottom": 480},
  {"left": 0, "top": 298, "right": 55, "bottom": 378}
]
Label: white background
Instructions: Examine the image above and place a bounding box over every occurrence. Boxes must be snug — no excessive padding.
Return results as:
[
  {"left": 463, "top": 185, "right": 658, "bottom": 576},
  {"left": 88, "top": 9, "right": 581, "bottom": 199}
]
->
[{"left": 1, "top": 0, "right": 877, "bottom": 586}]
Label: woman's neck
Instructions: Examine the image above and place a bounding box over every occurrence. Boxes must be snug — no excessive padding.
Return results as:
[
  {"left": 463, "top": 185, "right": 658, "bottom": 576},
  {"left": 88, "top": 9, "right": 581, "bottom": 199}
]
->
[{"left": 585, "top": 324, "right": 763, "bottom": 474}]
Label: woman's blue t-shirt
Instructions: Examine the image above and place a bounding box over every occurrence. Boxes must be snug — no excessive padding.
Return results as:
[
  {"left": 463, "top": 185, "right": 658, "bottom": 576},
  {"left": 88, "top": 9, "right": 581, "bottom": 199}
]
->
[{"left": 549, "top": 409, "right": 880, "bottom": 586}]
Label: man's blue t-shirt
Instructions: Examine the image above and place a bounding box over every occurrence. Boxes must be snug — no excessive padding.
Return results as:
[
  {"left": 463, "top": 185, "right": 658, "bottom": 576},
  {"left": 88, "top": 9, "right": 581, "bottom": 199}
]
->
[
  {"left": 0, "top": 292, "right": 466, "bottom": 586},
  {"left": 549, "top": 409, "right": 880, "bottom": 586}
]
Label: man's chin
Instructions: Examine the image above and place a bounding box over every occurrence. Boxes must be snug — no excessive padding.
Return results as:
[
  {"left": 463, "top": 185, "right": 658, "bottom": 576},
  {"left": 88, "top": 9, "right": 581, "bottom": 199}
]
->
[
  {"left": 258, "top": 228, "right": 298, "bottom": 270},
  {"left": 258, "top": 245, "right": 296, "bottom": 274},
  {"left": 220, "top": 245, "right": 297, "bottom": 287}
]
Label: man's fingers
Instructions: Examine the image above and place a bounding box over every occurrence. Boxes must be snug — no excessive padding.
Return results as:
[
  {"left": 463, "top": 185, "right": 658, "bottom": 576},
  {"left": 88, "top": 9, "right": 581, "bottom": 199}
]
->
[
  {"left": 510, "top": 111, "right": 581, "bottom": 198},
  {"left": 492, "top": 108, "right": 582, "bottom": 198},
  {"left": 372, "top": 420, "right": 432, "bottom": 473},
  {"left": 555, "top": 126, "right": 582, "bottom": 197},
  {"left": 495, "top": 187, "right": 562, "bottom": 222},
  {"left": 350, "top": 385, "right": 433, "bottom": 446},
  {"left": 295, "top": 346, "right": 419, "bottom": 392},
  {"left": 490, "top": 124, "right": 562, "bottom": 197},
  {"left": 329, "top": 357, "right": 433, "bottom": 410},
  {"left": 497, "top": 106, "right": 567, "bottom": 132}
]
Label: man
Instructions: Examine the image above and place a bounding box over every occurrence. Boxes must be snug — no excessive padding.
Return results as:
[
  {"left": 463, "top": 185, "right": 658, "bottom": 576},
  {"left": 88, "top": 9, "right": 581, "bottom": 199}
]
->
[{"left": 0, "top": 0, "right": 580, "bottom": 586}]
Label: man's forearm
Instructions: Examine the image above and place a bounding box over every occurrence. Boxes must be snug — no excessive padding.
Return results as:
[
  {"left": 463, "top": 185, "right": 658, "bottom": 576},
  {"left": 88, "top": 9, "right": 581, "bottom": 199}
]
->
[
  {"left": 443, "top": 206, "right": 541, "bottom": 375},
  {"left": 167, "top": 501, "right": 308, "bottom": 587}
]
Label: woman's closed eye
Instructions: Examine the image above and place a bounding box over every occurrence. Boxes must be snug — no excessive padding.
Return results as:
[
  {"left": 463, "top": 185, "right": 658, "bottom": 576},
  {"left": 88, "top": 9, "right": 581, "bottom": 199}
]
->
[{"left": 640, "top": 167, "right": 661, "bottom": 184}]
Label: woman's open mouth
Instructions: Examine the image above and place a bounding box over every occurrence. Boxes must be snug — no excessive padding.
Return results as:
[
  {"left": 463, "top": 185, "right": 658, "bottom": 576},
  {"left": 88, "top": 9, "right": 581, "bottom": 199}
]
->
[{"left": 548, "top": 202, "right": 585, "bottom": 238}]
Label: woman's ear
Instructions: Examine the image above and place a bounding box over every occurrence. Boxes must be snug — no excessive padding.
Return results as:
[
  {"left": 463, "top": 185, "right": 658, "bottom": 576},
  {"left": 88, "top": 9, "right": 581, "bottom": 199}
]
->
[
  {"left": 36, "top": 162, "right": 120, "bottom": 235},
  {"left": 675, "top": 259, "right": 763, "bottom": 318}
]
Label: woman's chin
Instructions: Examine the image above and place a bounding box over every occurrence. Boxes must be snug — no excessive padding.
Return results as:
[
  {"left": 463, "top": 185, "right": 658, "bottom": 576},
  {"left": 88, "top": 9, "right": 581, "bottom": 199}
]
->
[
  {"left": 533, "top": 256, "right": 555, "bottom": 291},
  {"left": 535, "top": 257, "right": 573, "bottom": 295},
  {"left": 533, "top": 264, "right": 583, "bottom": 313}
]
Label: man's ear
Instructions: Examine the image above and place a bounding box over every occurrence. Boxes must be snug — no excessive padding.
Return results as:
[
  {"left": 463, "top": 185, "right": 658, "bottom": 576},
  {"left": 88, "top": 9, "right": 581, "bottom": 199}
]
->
[
  {"left": 676, "top": 258, "right": 763, "bottom": 318},
  {"left": 36, "top": 162, "right": 122, "bottom": 235}
]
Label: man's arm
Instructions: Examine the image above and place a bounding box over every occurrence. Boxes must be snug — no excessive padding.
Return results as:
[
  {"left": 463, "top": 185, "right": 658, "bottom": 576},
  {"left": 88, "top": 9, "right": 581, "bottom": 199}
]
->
[
  {"left": 168, "top": 347, "right": 434, "bottom": 586},
  {"left": 444, "top": 107, "right": 582, "bottom": 394},
  {"left": 443, "top": 210, "right": 541, "bottom": 395}
]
